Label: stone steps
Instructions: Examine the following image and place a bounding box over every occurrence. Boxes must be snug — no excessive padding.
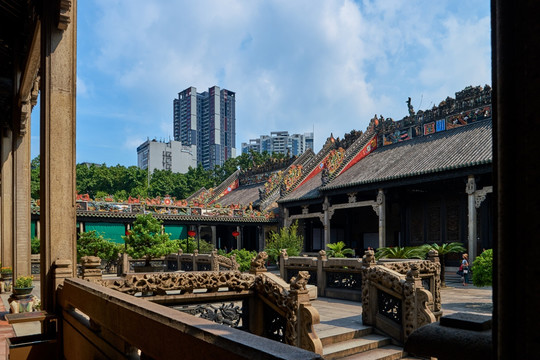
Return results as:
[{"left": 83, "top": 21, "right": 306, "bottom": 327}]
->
[
  {"left": 312, "top": 298, "right": 420, "bottom": 360},
  {"left": 316, "top": 323, "right": 419, "bottom": 360}
]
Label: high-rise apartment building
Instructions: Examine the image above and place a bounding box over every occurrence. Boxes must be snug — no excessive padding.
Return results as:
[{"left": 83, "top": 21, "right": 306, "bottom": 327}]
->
[
  {"left": 241, "top": 131, "right": 314, "bottom": 156},
  {"left": 173, "top": 86, "right": 236, "bottom": 170}
]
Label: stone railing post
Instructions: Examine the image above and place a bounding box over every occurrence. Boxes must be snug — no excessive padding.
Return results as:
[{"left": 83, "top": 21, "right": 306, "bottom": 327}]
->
[
  {"left": 317, "top": 250, "right": 327, "bottom": 297},
  {"left": 403, "top": 263, "right": 436, "bottom": 342},
  {"left": 361, "top": 249, "right": 376, "bottom": 324},
  {"left": 290, "top": 271, "right": 323, "bottom": 355},
  {"left": 250, "top": 251, "right": 268, "bottom": 275},
  {"left": 279, "top": 249, "right": 288, "bottom": 278},
  {"left": 177, "top": 249, "right": 183, "bottom": 271},
  {"left": 81, "top": 256, "right": 102, "bottom": 281},
  {"left": 193, "top": 249, "right": 199, "bottom": 271},
  {"left": 121, "top": 253, "right": 129, "bottom": 276},
  {"left": 427, "top": 249, "right": 439, "bottom": 264}
]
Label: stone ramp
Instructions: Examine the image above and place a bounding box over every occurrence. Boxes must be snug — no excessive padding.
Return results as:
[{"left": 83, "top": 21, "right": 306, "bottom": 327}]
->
[{"left": 312, "top": 298, "right": 418, "bottom": 360}]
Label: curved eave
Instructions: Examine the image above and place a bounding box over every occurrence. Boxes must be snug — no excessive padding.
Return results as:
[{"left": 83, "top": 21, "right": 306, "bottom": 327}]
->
[{"left": 322, "top": 159, "right": 493, "bottom": 191}]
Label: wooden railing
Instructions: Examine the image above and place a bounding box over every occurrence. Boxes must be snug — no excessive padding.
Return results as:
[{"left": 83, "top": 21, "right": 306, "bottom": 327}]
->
[{"left": 58, "top": 277, "right": 322, "bottom": 359}]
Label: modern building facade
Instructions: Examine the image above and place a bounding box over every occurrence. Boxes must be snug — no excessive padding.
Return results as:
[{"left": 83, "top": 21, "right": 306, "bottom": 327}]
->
[
  {"left": 137, "top": 139, "right": 197, "bottom": 174},
  {"left": 173, "top": 86, "right": 236, "bottom": 170},
  {"left": 242, "top": 131, "right": 314, "bottom": 156}
]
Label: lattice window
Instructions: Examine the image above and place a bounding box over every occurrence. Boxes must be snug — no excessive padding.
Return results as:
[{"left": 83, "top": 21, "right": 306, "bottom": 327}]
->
[
  {"left": 377, "top": 290, "right": 403, "bottom": 325},
  {"left": 326, "top": 272, "right": 362, "bottom": 291}
]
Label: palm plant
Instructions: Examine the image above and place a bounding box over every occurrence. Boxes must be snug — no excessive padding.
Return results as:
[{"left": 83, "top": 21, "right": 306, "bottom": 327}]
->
[
  {"left": 422, "top": 242, "right": 466, "bottom": 287},
  {"left": 375, "top": 246, "right": 427, "bottom": 260},
  {"left": 326, "top": 241, "right": 354, "bottom": 258}
]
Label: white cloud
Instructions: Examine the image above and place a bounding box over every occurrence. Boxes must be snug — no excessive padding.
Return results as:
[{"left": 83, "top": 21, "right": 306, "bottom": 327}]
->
[{"left": 74, "top": 0, "right": 491, "bottom": 165}]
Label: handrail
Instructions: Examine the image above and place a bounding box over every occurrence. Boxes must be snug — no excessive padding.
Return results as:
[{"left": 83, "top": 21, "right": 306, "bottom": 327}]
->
[
  {"left": 361, "top": 250, "right": 438, "bottom": 343},
  {"left": 58, "top": 277, "right": 322, "bottom": 360}
]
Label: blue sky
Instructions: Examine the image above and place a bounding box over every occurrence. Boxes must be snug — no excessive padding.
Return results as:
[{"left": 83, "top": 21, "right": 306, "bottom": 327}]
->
[{"left": 31, "top": 0, "right": 491, "bottom": 167}]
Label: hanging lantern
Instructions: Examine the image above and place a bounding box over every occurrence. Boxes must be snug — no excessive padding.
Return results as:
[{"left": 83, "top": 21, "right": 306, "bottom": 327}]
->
[
  {"left": 232, "top": 231, "right": 240, "bottom": 237},
  {"left": 125, "top": 230, "right": 130, "bottom": 236},
  {"left": 187, "top": 230, "right": 196, "bottom": 237}
]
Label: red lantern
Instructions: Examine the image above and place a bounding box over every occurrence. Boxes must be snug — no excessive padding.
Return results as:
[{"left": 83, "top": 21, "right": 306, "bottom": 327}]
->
[
  {"left": 187, "top": 230, "right": 196, "bottom": 237},
  {"left": 232, "top": 231, "right": 240, "bottom": 237},
  {"left": 125, "top": 230, "right": 130, "bottom": 236}
]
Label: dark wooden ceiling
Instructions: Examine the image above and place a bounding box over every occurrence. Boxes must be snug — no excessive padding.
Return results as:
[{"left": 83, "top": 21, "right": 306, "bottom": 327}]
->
[{"left": 0, "top": 0, "right": 38, "bottom": 128}]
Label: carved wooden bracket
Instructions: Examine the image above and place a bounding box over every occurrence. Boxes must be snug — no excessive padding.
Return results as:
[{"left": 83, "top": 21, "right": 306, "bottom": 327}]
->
[
  {"left": 57, "top": 0, "right": 72, "bottom": 30},
  {"left": 348, "top": 192, "right": 357, "bottom": 203},
  {"left": 474, "top": 186, "right": 493, "bottom": 208}
]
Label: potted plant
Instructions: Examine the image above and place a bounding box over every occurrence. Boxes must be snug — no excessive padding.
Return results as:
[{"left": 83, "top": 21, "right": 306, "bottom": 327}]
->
[
  {"left": 1, "top": 266, "right": 13, "bottom": 280},
  {"left": 13, "top": 275, "right": 33, "bottom": 296}
]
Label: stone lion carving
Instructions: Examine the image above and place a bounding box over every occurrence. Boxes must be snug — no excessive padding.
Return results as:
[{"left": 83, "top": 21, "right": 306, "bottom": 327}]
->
[
  {"left": 250, "top": 251, "right": 268, "bottom": 271},
  {"left": 290, "top": 271, "right": 310, "bottom": 291},
  {"left": 362, "top": 249, "right": 376, "bottom": 267},
  {"left": 280, "top": 249, "right": 288, "bottom": 258}
]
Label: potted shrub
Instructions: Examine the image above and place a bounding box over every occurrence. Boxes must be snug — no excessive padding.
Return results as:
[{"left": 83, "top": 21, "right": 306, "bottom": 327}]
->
[
  {"left": 13, "top": 275, "right": 33, "bottom": 296},
  {"left": 77, "top": 230, "right": 121, "bottom": 272},
  {"left": 1, "top": 266, "right": 13, "bottom": 280},
  {"left": 123, "top": 214, "right": 179, "bottom": 272}
]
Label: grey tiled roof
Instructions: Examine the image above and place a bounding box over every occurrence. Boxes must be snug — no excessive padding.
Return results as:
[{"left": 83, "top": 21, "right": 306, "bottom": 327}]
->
[
  {"left": 280, "top": 172, "right": 323, "bottom": 203},
  {"left": 323, "top": 119, "right": 492, "bottom": 191},
  {"left": 217, "top": 183, "right": 264, "bottom": 206}
]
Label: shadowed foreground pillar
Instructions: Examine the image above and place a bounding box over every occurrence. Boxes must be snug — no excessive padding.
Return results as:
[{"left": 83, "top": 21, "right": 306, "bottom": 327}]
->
[{"left": 40, "top": 0, "right": 77, "bottom": 312}]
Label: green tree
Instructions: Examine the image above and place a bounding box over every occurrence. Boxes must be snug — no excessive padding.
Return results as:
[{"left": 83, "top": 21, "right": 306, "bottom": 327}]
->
[
  {"left": 471, "top": 249, "right": 492, "bottom": 287},
  {"left": 422, "top": 242, "right": 467, "bottom": 286},
  {"left": 122, "top": 214, "right": 179, "bottom": 266},
  {"left": 375, "top": 246, "right": 428, "bottom": 260},
  {"left": 31, "top": 236, "right": 40, "bottom": 254},
  {"left": 326, "top": 241, "right": 355, "bottom": 258},
  {"left": 77, "top": 230, "right": 121, "bottom": 265},
  {"left": 30, "top": 156, "right": 40, "bottom": 199},
  {"left": 225, "top": 249, "right": 257, "bottom": 272},
  {"left": 178, "top": 237, "right": 213, "bottom": 254},
  {"left": 265, "top": 221, "right": 304, "bottom": 264}
]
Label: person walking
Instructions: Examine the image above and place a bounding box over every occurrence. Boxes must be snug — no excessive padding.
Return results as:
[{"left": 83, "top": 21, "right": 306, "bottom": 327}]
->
[{"left": 461, "top": 253, "right": 470, "bottom": 286}]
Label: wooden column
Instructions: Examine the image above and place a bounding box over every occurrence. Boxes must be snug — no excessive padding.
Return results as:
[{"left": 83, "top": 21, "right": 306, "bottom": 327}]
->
[
  {"left": 1, "top": 128, "right": 14, "bottom": 269},
  {"left": 13, "top": 111, "right": 32, "bottom": 277},
  {"left": 211, "top": 225, "right": 217, "bottom": 248},
  {"left": 40, "top": 0, "right": 77, "bottom": 312},
  {"left": 377, "top": 189, "right": 386, "bottom": 248},
  {"left": 322, "top": 197, "right": 332, "bottom": 249},
  {"left": 465, "top": 175, "right": 477, "bottom": 264}
]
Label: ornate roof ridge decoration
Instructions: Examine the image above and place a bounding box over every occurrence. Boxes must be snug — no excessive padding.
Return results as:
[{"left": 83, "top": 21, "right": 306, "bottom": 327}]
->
[
  {"left": 208, "top": 170, "right": 241, "bottom": 203},
  {"left": 323, "top": 129, "right": 377, "bottom": 185},
  {"left": 370, "top": 85, "right": 491, "bottom": 147},
  {"left": 277, "top": 135, "right": 339, "bottom": 199},
  {"left": 239, "top": 155, "right": 297, "bottom": 179},
  {"left": 255, "top": 150, "right": 316, "bottom": 208},
  {"left": 186, "top": 187, "right": 209, "bottom": 202}
]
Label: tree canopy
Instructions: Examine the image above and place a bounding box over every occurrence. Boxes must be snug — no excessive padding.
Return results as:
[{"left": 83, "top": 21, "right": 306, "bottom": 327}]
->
[{"left": 30, "top": 150, "right": 290, "bottom": 201}]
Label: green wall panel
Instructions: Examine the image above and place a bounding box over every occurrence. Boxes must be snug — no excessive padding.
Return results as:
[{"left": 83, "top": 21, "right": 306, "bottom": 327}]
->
[
  {"left": 164, "top": 225, "right": 187, "bottom": 240},
  {"left": 85, "top": 222, "right": 126, "bottom": 244}
]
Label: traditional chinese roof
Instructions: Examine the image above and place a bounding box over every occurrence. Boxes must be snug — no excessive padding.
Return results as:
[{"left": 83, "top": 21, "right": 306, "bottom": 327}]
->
[
  {"left": 279, "top": 171, "right": 324, "bottom": 202},
  {"left": 217, "top": 183, "right": 264, "bottom": 206},
  {"left": 323, "top": 119, "right": 492, "bottom": 191}
]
